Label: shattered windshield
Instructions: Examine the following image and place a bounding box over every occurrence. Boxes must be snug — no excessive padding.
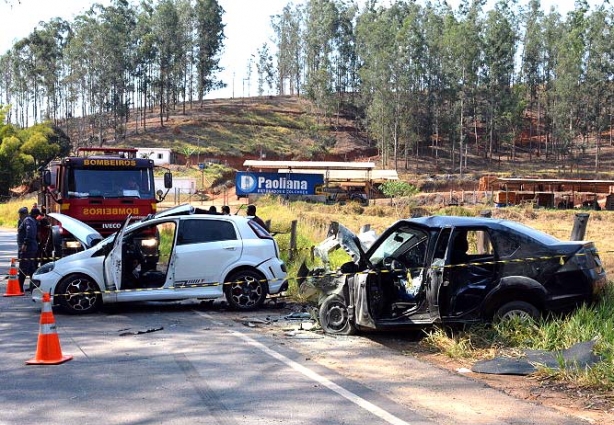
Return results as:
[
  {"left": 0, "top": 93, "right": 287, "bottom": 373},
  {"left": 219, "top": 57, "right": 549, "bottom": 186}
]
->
[{"left": 370, "top": 226, "right": 427, "bottom": 265}]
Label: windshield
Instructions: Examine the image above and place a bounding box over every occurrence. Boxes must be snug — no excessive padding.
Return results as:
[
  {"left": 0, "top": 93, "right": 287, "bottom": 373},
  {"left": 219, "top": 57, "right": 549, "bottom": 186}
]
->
[
  {"left": 370, "top": 226, "right": 428, "bottom": 265},
  {"left": 67, "top": 168, "right": 155, "bottom": 199}
]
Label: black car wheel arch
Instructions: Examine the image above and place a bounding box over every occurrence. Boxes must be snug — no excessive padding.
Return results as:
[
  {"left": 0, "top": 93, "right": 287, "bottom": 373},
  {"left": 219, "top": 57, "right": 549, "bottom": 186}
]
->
[{"left": 482, "top": 276, "right": 547, "bottom": 317}]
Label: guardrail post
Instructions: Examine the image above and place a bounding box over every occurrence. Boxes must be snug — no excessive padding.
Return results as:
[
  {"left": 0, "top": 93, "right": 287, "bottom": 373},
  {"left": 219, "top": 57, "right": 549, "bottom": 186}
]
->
[{"left": 570, "top": 213, "right": 590, "bottom": 241}]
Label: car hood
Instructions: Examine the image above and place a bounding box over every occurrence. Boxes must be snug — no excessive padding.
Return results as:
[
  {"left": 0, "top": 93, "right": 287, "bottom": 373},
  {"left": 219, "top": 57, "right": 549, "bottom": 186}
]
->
[
  {"left": 48, "top": 213, "right": 103, "bottom": 249},
  {"left": 313, "top": 222, "right": 374, "bottom": 267}
]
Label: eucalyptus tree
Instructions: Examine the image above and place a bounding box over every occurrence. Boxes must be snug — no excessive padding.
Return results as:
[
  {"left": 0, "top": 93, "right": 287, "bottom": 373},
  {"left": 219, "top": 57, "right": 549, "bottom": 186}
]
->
[
  {"left": 583, "top": 4, "right": 614, "bottom": 172},
  {"left": 395, "top": 2, "right": 428, "bottom": 170},
  {"left": 0, "top": 52, "right": 14, "bottom": 121},
  {"left": 303, "top": 0, "right": 339, "bottom": 120},
  {"left": 256, "top": 43, "right": 275, "bottom": 96},
  {"left": 333, "top": 1, "right": 358, "bottom": 96},
  {"left": 540, "top": 8, "right": 563, "bottom": 159},
  {"left": 450, "top": 0, "right": 485, "bottom": 174},
  {"left": 422, "top": 2, "right": 451, "bottom": 169},
  {"left": 551, "top": 2, "right": 589, "bottom": 165},
  {"left": 271, "top": 3, "right": 304, "bottom": 95},
  {"left": 10, "top": 37, "right": 37, "bottom": 127},
  {"left": 11, "top": 20, "right": 71, "bottom": 125},
  {"left": 356, "top": 1, "right": 409, "bottom": 168},
  {"left": 152, "top": 0, "right": 182, "bottom": 125},
  {"left": 133, "top": 0, "right": 157, "bottom": 132},
  {"left": 520, "top": 0, "right": 544, "bottom": 154},
  {"left": 100, "top": 0, "right": 137, "bottom": 139},
  {"left": 176, "top": 0, "right": 195, "bottom": 113},
  {"left": 193, "top": 0, "right": 225, "bottom": 104},
  {"left": 65, "top": 2, "right": 135, "bottom": 145},
  {"left": 42, "top": 19, "right": 73, "bottom": 125},
  {"left": 481, "top": 0, "right": 518, "bottom": 163}
]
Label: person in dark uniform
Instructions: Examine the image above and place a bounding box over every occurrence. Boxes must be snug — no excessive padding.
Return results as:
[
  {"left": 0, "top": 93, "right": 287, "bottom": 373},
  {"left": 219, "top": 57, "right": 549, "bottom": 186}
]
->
[
  {"left": 246, "top": 204, "right": 268, "bottom": 231},
  {"left": 31, "top": 207, "right": 53, "bottom": 265},
  {"left": 17, "top": 207, "right": 38, "bottom": 292}
]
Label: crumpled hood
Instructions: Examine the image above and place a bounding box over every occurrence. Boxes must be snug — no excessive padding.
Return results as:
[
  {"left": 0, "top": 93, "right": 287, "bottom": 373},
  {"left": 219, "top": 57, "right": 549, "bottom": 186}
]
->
[
  {"left": 48, "top": 213, "right": 103, "bottom": 249},
  {"left": 313, "top": 222, "right": 376, "bottom": 268}
]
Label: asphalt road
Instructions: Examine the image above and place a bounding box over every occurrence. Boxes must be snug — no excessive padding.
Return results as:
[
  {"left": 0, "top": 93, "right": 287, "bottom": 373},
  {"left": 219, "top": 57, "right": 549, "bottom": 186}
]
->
[{"left": 0, "top": 229, "right": 594, "bottom": 425}]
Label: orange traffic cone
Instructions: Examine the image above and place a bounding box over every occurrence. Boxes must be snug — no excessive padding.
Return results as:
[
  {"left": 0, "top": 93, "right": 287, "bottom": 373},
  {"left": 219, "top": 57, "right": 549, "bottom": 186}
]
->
[
  {"left": 3, "top": 258, "right": 24, "bottom": 297},
  {"left": 26, "top": 292, "right": 73, "bottom": 365}
]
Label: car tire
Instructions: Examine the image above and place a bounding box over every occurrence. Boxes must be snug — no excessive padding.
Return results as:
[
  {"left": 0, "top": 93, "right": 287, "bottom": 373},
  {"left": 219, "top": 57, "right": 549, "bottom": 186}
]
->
[
  {"left": 224, "top": 270, "right": 267, "bottom": 310},
  {"left": 318, "top": 294, "right": 356, "bottom": 335},
  {"left": 494, "top": 301, "right": 540, "bottom": 322},
  {"left": 56, "top": 274, "right": 102, "bottom": 314}
]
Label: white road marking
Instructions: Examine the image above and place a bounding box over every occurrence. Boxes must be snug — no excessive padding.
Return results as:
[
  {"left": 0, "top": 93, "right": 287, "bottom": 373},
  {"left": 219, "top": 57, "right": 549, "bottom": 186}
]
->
[{"left": 195, "top": 311, "right": 412, "bottom": 425}]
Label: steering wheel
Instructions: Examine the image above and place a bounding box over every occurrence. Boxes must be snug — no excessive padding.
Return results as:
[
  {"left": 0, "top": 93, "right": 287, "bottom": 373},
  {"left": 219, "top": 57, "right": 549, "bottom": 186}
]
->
[{"left": 383, "top": 257, "right": 407, "bottom": 277}]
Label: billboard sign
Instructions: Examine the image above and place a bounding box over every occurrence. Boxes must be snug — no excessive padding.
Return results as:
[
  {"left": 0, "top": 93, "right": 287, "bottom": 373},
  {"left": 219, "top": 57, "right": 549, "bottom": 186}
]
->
[{"left": 236, "top": 172, "right": 323, "bottom": 196}]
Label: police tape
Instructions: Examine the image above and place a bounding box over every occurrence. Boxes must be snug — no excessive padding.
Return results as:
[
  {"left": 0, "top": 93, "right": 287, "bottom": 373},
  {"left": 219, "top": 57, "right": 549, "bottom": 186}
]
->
[{"left": 3, "top": 249, "right": 607, "bottom": 300}]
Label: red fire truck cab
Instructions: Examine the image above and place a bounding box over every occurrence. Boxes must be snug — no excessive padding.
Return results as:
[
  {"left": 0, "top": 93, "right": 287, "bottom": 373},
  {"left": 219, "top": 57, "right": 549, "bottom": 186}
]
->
[{"left": 41, "top": 147, "right": 172, "bottom": 257}]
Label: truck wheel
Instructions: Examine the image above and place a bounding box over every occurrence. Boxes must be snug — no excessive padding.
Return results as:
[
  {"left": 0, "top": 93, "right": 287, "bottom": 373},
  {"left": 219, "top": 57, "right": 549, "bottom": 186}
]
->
[
  {"left": 494, "top": 301, "right": 540, "bottom": 322},
  {"left": 318, "top": 294, "right": 356, "bottom": 335},
  {"left": 56, "top": 274, "right": 102, "bottom": 314}
]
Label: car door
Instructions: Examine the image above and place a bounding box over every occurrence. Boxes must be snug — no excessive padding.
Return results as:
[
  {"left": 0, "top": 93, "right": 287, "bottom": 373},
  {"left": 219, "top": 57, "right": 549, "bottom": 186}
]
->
[
  {"left": 350, "top": 271, "right": 377, "bottom": 329},
  {"left": 444, "top": 228, "right": 498, "bottom": 318},
  {"left": 103, "top": 215, "right": 132, "bottom": 291},
  {"left": 172, "top": 218, "right": 241, "bottom": 297},
  {"left": 427, "top": 228, "right": 453, "bottom": 322}
]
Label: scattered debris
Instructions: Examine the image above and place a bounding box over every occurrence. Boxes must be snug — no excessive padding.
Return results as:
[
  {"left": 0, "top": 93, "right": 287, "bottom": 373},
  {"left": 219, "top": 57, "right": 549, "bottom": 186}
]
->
[
  {"left": 472, "top": 340, "right": 601, "bottom": 376},
  {"left": 119, "top": 327, "right": 164, "bottom": 336}
]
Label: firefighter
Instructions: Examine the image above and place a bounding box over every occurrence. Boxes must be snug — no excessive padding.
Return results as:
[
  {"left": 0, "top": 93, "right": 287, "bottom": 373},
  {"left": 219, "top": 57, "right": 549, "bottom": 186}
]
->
[{"left": 17, "top": 207, "right": 38, "bottom": 292}]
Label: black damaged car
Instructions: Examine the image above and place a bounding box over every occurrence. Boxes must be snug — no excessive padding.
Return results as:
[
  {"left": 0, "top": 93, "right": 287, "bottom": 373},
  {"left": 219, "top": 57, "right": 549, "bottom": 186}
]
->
[{"left": 308, "top": 216, "right": 607, "bottom": 335}]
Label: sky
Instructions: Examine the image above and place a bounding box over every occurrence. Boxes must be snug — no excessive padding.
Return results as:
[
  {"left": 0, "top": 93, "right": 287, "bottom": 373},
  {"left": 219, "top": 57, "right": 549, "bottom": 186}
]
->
[{"left": 0, "top": 0, "right": 601, "bottom": 100}]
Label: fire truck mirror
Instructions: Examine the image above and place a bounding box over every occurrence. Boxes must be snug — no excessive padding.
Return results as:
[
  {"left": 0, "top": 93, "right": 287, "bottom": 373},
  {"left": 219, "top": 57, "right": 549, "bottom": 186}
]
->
[
  {"left": 164, "top": 172, "right": 172, "bottom": 189},
  {"left": 42, "top": 170, "right": 52, "bottom": 187}
]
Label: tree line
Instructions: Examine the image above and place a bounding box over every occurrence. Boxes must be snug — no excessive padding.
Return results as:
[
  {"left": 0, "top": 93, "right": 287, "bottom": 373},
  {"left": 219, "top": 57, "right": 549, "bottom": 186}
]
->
[
  {"left": 2, "top": 0, "right": 614, "bottom": 181},
  {"left": 0, "top": 0, "right": 224, "bottom": 147},
  {"left": 268, "top": 0, "right": 614, "bottom": 175}
]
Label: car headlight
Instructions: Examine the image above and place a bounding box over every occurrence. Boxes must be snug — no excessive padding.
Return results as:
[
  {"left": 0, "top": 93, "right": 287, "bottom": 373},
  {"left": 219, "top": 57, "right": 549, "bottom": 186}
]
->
[
  {"left": 34, "top": 262, "right": 55, "bottom": 275},
  {"left": 65, "top": 240, "right": 82, "bottom": 249}
]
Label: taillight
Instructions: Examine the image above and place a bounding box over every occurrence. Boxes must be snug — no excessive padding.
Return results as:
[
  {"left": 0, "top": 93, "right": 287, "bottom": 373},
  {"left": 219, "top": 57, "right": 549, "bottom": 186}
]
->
[{"left": 248, "top": 220, "right": 273, "bottom": 240}]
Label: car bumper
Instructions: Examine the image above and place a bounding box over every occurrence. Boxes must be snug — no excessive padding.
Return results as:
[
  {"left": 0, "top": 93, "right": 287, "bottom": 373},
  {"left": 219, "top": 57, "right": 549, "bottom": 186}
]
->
[{"left": 30, "top": 272, "right": 62, "bottom": 304}]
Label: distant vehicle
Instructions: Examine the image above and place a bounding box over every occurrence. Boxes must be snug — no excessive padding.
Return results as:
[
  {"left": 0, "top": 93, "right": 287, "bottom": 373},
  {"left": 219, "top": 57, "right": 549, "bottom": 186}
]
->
[
  {"left": 306, "top": 217, "right": 607, "bottom": 335},
  {"left": 31, "top": 204, "right": 288, "bottom": 314},
  {"left": 40, "top": 147, "right": 172, "bottom": 257}
]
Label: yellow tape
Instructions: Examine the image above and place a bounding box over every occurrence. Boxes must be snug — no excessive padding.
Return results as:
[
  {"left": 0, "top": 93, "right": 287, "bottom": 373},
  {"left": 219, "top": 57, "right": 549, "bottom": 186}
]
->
[{"left": 3, "top": 249, "right": 606, "bottom": 299}]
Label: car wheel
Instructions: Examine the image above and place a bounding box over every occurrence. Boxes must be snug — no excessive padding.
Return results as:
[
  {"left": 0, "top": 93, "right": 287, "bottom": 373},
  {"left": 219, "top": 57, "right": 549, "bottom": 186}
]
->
[
  {"left": 318, "top": 294, "right": 356, "bottom": 335},
  {"left": 224, "top": 270, "right": 267, "bottom": 310},
  {"left": 56, "top": 274, "right": 102, "bottom": 314},
  {"left": 494, "top": 301, "right": 540, "bottom": 322}
]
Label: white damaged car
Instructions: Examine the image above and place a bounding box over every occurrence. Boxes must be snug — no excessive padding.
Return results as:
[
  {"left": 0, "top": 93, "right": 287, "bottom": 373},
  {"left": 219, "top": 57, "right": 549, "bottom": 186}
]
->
[{"left": 31, "top": 205, "right": 288, "bottom": 313}]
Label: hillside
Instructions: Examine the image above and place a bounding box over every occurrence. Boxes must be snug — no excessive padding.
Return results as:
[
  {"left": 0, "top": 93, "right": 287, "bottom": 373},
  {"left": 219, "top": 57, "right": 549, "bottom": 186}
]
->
[{"left": 62, "top": 95, "right": 614, "bottom": 187}]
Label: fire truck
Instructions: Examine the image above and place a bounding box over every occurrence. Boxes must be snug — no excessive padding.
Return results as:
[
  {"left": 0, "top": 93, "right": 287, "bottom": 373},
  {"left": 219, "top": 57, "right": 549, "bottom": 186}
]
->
[{"left": 40, "top": 147, "right": 172, "bottom": 257}]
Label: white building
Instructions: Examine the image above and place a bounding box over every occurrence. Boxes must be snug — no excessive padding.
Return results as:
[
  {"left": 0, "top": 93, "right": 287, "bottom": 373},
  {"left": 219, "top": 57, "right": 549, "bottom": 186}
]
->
[{"left": 136, "top": 148, "right": 174, "bottom": 165}]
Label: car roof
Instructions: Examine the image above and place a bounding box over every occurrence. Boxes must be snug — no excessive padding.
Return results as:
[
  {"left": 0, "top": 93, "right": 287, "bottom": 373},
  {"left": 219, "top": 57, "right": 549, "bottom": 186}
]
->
[{"left": 401, "top": 215, "right": 584, "bottom": 247}]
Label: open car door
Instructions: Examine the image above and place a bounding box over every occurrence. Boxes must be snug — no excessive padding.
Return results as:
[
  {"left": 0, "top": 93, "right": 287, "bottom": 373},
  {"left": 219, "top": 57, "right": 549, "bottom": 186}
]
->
[
  {"left": 426, "top": 228, "right": 453, "bottom": 322},
  {"left": 103, "top": 215, "right": 132, "bottom": 291}
]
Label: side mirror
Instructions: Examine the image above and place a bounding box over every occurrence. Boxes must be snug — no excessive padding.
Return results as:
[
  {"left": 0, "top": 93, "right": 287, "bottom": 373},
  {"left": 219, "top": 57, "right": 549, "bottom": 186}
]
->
[
  {"left": 42, "top": 170, "right": 52, "bottom": 187},
  {"left": 164, "top": 172, "right": 172, "bottom": 189}
]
